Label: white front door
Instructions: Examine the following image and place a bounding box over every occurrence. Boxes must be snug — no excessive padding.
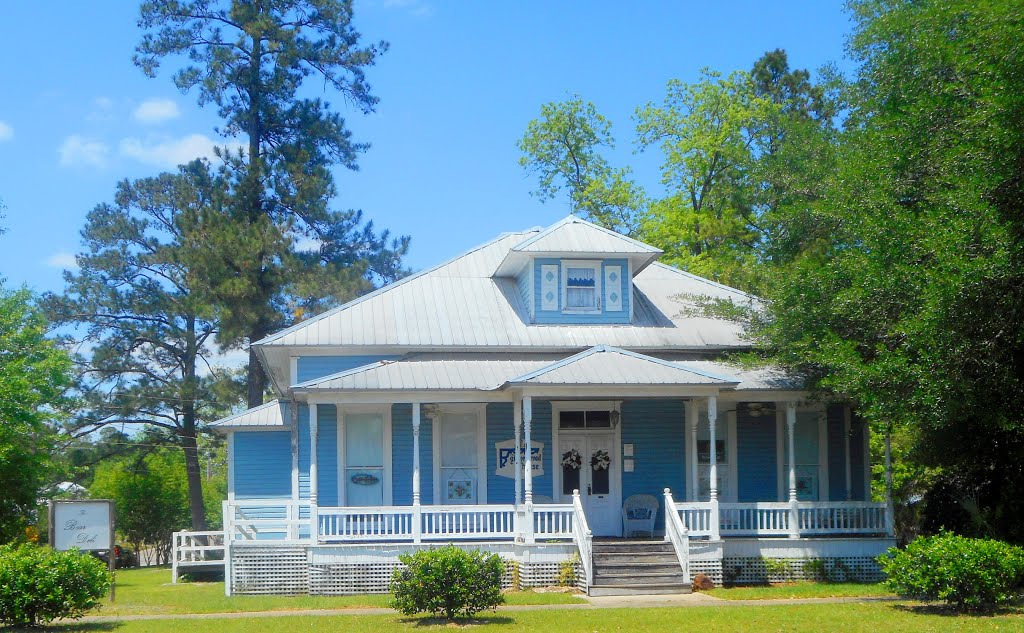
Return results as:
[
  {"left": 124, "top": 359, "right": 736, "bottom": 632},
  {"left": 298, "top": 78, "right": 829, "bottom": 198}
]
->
[{"left": 558, "top": 432, "right": 619, "bottom": 536}]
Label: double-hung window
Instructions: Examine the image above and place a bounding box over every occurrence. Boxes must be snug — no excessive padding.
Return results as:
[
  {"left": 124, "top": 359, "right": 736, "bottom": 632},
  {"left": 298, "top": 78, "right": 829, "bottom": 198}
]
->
[{"left": 561, "top": 260, "right": 602, "bottom": 313}]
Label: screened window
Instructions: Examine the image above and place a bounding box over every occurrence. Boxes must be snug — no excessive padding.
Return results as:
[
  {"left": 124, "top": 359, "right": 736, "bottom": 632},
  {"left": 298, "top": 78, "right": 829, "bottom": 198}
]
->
[
  {"left": 440, "top": 413, "right": 479, "bottom": 504},
  {"left": 345, "top": 413, "right": 384, "bottom": 506},
  {"left": 697, "top": 417, "right": 729, "bottom": 501},
  {"left": 562, "top": 261, "right": 602, "bottom": 313}
]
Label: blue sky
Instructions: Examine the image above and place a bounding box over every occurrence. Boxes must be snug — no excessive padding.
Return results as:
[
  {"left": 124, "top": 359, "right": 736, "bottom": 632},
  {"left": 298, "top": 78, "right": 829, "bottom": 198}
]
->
[{"left": 0, "top": 1, "right": 853, "bottom": 294}]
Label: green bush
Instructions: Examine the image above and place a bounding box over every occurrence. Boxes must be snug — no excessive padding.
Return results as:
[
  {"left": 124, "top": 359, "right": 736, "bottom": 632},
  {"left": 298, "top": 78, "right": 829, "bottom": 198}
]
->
[
  {"left": 0, "top": 543, "right": 112, "bottom": 626},
  {"left": 878, "top": 532, "right": 1024, "bottom": 611},
  {"left": 390, "top": 545, "right": 505, "bottom": 619}
]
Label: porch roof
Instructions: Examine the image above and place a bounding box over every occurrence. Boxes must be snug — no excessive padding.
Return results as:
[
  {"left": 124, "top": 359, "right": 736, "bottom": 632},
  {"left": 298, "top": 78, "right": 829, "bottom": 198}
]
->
[
  {"left": 290, "top": 347, "right": 766, "bottom": 393},
  {"left": 210, "top": 399, "right": 288, "bottom": 428},
  {"left": 502, "top": 345, "right": 737, "bottom": 387}
]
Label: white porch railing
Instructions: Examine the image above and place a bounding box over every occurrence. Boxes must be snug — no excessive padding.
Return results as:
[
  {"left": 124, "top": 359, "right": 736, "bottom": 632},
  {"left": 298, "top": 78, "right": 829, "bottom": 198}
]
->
[
  {"left": 533, "top": 504, "right": 575, "bottom": 539},
  {"left": 224, "top": 499, "right": 311, "bottom": 541},
  {"left": 171, "top": 530, "right": 225, "bottom": 583},
  {"left": 571, "top": 491, "right": 593, "bottom": 587},
  {"left": 674, "top": 500, "right": 892, "bottom": 538},
  {"left": 662, "top": 489, "right": 690, "bottom": 583}
]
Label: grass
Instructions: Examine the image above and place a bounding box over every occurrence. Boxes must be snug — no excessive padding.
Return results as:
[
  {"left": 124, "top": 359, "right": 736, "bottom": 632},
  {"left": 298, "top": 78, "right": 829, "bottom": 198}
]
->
[
  {"left": 44, "top": 602, "right": 1024, "bottom": 632},
  {"left": 705, "top": 582, "right": 895, "bottom": 600},
  {"left": 96, "top": 567, "right": 583, "bottom": 616}
]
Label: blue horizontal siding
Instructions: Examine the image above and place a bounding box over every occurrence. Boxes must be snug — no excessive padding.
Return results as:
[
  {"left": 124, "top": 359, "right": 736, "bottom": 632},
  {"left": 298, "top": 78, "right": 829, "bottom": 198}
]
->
[
  {"left": 621, "top": 399, "right": 685, "bottom": 532},
  {"left": 297, "top": 404, "right": 339, "bottom": 505},
  {"left": 392, "top": 404, "right": 434, "bottom": 506},
  {"left": 736, "top": 408, "right": 777, "bottom": 502},
  {"left": 233, "top": 431, "right": 291, "bottom": 499},
  {"left": 486, "top": 403, "right": 516, "bottom": 504},
  {"left": 296, "top": 355, "right": 399, "bottom": 383}
]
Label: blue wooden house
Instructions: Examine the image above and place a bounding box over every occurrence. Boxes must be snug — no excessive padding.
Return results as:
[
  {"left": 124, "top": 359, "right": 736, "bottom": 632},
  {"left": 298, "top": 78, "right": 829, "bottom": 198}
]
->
[{"left": 198, "top": 216, "right": 894, "bottom": 596}]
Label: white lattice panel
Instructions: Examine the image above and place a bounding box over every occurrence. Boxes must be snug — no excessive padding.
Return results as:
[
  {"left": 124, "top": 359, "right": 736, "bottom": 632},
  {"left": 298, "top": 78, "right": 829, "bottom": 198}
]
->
[
  {"left": 231, "top": 546, "right": 308, "bottom": 595},
  {"left": 722, "top": 556, "right": 884, "bottom": 585},
  {"left": 689, "top": 559, "right": 724, "bottom": 585}
]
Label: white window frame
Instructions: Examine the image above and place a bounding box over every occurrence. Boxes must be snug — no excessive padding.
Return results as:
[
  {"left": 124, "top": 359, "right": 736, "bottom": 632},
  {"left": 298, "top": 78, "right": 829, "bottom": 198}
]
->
[
  {"left": 432, "top": 404, "right": 488, "bottom": 505},
  {"left": 561, "top": 259, "right": 602, "bottom": 315},
  {"left": 336, "top": 404, "right": 393, "bottom": 506}
]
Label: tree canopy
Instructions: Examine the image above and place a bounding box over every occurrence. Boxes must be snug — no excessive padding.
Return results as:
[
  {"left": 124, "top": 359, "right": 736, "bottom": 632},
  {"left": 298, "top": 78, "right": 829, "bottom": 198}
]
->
[
  {"left": 0, "top": 286, "right": 73, "bottom": 542},
  {"left": 135, "top": 0, "right": 408, "bottom": 406}
]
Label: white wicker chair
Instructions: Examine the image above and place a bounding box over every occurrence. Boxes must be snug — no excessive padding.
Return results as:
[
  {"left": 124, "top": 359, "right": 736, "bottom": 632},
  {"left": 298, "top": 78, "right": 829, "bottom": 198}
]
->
[{"left": 622, "top": 494, "right": 659, "bottom": 537}]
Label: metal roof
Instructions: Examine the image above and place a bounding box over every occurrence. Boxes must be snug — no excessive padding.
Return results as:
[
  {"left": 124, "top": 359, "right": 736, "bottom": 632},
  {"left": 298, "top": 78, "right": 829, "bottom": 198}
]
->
[
  {"left": 210, "top": 399, "right": 288, "bottom": 429},
  {"left": 256, "top": 224, "right": 755, "bottom": 351},
  {"left": 505, "top": 346, "right": 737, "bottom": 387},
  {"left": 289, "top": 348, "right": 787, "bottom": 393}
]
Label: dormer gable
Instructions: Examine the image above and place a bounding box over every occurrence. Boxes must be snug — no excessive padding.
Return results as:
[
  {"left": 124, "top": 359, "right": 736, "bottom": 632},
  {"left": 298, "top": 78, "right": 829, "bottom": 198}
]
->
[{"left": 494, "top": 216, "right": 663, "bottom": 324}]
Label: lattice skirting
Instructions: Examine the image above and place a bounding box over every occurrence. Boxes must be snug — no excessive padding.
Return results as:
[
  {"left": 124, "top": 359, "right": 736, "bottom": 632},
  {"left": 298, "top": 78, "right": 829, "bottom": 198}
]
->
[
  {"left": 231, "top": 548, "right": 583, "bottom": 595},
  {"left": 689, "top": 559, "right": 724, "bottom": 585},
  {"left": 231, "top": 546, "right": 309, "bottom": 595},
  {"left": 721, "top": 556, "right": 884, "bottom": 585}
]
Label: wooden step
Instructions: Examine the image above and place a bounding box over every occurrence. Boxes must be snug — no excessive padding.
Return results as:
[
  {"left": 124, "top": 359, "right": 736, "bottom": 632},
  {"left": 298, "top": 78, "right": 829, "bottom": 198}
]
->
[
  {"left": 594, "top": 571, "right": 687, "bottom": 585},
  {"left": 593, "top": 551, "right": 679, "bottom": 564},
  {"left": 589, "top": 583, "right": 692, "bottom": 597}
]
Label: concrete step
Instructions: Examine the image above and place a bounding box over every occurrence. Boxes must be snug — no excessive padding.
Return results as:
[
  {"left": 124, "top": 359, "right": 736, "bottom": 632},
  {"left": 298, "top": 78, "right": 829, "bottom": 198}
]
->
[{"left": 588, "top": 583, "right": 692, "bottom": 597}]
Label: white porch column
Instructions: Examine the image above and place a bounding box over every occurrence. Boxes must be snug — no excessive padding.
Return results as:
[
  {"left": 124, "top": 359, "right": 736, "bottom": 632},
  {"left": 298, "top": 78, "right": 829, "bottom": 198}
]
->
[
  {"left": 707, "top": 395, "right": 720, "bottom": 541},
  {"left": 687, "top": 399, "right": 698, "bottom": 501},
  {"left": 309, "top": 402, "right": 319, "bottom": 542},
  {"left": 412, "top": 402, "right": 422, "bottom": 544},
  {"left": 513, "top": 397, "right": 523, "bottom": 506},
  {"left": 786, "top": 401, "right": 800, "bottom": 538},
  {"left": 523, "top": 395, "right": 535, "bottom": 544}
]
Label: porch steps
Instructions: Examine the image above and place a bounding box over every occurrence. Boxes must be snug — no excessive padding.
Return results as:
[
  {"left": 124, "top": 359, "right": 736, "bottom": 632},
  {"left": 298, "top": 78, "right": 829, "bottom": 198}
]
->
[{"left": 588, "top": 540, "right": 690, "bottom": 597}]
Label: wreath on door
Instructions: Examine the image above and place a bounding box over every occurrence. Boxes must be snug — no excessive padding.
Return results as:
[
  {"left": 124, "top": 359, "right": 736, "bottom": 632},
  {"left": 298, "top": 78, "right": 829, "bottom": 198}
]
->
[
  {"left": 591, "top": 449, "right": 610, "bottom": 471},
  {"left": 561, "top": 449, "right": 582, "bottom": 470}
]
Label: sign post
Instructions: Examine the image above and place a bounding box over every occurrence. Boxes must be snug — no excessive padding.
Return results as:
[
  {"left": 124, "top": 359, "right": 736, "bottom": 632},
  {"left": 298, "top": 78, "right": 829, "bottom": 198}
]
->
[{"left": 48, "top": 500, "right": 116, "bottom": 601}]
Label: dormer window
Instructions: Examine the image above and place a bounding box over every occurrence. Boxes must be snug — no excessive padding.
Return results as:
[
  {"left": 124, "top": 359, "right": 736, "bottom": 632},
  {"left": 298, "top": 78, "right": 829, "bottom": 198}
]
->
[{"left": 562, "top": 260, "right": 602, "bottom": 314}]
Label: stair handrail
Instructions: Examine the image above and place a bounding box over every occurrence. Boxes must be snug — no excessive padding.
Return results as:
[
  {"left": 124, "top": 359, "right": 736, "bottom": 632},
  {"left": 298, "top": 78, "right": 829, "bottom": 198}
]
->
[
  {"left": 663, "top": 488, "right": 691, "bottom": 584},
  {"left": 571, "top": 489, "right": 593, "bottom": 587}
]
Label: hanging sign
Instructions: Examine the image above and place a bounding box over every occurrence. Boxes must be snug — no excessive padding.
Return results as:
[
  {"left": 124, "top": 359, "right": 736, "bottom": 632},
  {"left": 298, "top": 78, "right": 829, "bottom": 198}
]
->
[{"left": 495, "top": 439, "right": 544, "bottom": 478}]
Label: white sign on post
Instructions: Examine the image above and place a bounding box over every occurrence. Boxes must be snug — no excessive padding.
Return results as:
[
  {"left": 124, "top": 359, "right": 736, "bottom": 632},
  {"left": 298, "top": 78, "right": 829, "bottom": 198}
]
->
[
  {"left": 50, "top": 500, "right": 114, "bottom": 551},
  {"left": 494, "top": 439, "right": 544, "bottom": 478}
]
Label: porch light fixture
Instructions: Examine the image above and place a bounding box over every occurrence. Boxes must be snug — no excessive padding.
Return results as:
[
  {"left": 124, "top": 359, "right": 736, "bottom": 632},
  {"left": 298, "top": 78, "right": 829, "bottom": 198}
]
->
[{"left": 610, "top": 409, "right": 620, "bottom": 428}]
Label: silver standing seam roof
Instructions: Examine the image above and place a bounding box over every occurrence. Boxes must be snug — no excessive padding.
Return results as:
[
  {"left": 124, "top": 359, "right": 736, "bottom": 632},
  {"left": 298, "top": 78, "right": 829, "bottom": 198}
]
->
[
  {"left": 210, "top": 399, "right": 288, "bottom": 428},
  {"left": 255, "top": 220, "right": 756, "bottom": 351}
]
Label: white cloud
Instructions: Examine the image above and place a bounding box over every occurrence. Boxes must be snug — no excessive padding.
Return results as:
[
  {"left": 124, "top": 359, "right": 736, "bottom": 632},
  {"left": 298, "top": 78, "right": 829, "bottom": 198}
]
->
[
  {"left": 119, "top": 133, "right": 235, "bottom": 168},
  {"left": 0, "top": 121, "right": 12, "bottom": 141},
  {"left": 46, "top": 252, "right": 78, "bottom": 269},
  {"left": 133, "top": 98, "right": 180, "bottom": 124},
  {"left": 382, "top": 0, "right": 433, "bottom": 16},
  {"left": 94, "top": 96, "right": 114, "bottom": 110},
  {"left": 58, "top": 135, "right": 109, "bottom": 168}
]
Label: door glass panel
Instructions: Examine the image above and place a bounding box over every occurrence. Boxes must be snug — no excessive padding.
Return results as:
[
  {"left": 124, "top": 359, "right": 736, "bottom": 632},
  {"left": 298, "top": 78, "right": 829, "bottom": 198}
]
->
[
  {"left": 345, "top": 413, "right": 383, "bottom": 506},
  {"left": 441, "top": 413, "right": 478, "bottom": 503},
  {"left": 697, "top": 414, "right": 728, "bottom": 501},
  {"left": 590, "top": 444, "right": 610, "bottom": 495}
]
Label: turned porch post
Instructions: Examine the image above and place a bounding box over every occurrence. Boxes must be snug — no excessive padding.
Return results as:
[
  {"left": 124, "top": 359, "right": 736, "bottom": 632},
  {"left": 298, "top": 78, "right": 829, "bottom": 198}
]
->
[
  {"left": 309, "top": 402, "right": 319, "bottom": 542},
  {"left": 523, "top": 395, "right": 535, "bottom": 544},
  {"left": 514, "top": 398, "right": 523, "bottom": 506},
  {"left": 707, "top": 395, "right": 720, "bottom": 541},
  {"left": 412, "top": 402, "right": 422, "bottom": 544},
  {"left": 786, "top": 401, "right": 800, "bottom": 538},
  {"left": 884, "top": 425, "right": 895, "bottom": 536},
  {"left": 844, "top": 406, "right": 852, "bottom": 501}
]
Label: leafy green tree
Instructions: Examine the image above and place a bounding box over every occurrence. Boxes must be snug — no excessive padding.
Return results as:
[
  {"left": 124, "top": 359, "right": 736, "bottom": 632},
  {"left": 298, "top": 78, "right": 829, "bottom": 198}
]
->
[
  {"left": 518, "top": 96, "right": 647, "bottom": 235},
  {"left": 0, "top": 286, "right": 73, "bottom": 542},
  {"left": 44, "top": 162, "right": 243, "bottom": 531},
  {"left": 759, "top": 0, "right": 1024, "bottom": 541},
  {"left": 135, "top": 0, "right": 409, "bottom": 406},
  {"left": 635, "top": 69, "right": 775, "bottom": 289},
  {"left": 91, "top": 450, "right": 190, "bottom": 564}
]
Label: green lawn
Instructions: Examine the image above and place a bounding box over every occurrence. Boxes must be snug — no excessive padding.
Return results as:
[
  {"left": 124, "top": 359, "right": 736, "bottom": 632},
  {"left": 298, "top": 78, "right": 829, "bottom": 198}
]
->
[
  {"left": 97, "top": 567, "right": 583, "bottom": 616},
  {"left": 705, "top": 582, "right": 895, "bottom": 600},
  {"left": 49, "top": 603, "right": 1024, "bottom": 632}
]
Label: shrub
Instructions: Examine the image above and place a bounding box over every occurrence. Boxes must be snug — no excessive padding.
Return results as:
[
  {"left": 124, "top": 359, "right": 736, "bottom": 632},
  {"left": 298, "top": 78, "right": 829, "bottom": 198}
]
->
[
  {"left": 878, "top": 532, "right": 1024, "bottom": 611},
  {"left": 390, "top": 545, "right": 505, "bottom": 619},
  {"left": 0, "top": 544, "right": 112, "bottom": 626},
  {"left": 556, "top": 553, "right": 579, "bottom": 587}
]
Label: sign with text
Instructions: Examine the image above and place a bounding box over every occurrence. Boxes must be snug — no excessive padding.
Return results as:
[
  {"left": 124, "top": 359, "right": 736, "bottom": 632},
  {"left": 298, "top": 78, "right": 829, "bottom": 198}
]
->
[
  {"left": 50, "top": 500, "right": 114, "bottom": 551},
  {"left": 494, "top": 439, "right": 544, "bottom": 478}
]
